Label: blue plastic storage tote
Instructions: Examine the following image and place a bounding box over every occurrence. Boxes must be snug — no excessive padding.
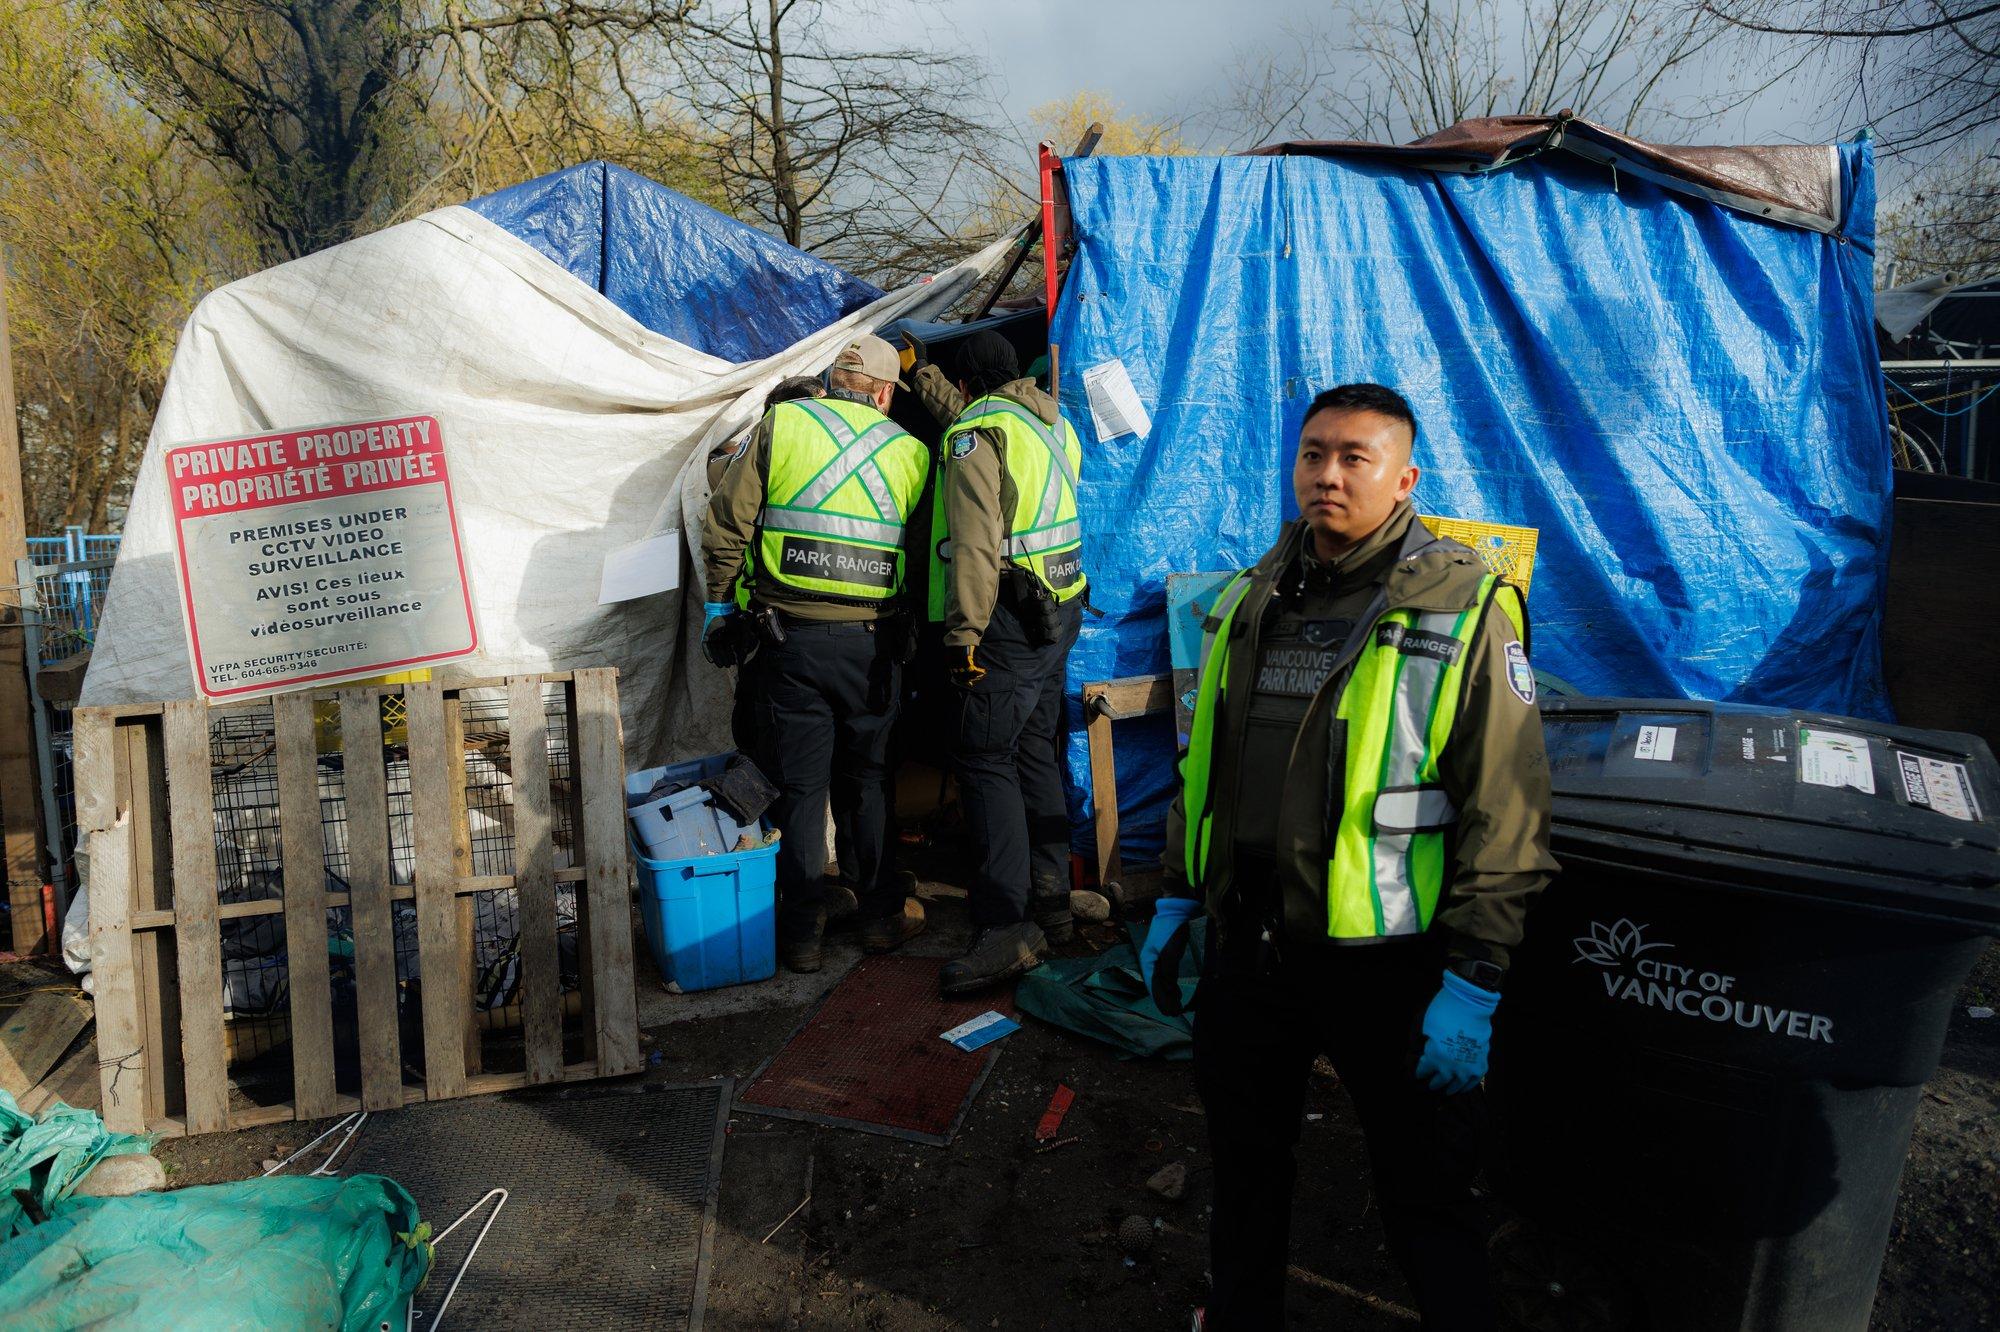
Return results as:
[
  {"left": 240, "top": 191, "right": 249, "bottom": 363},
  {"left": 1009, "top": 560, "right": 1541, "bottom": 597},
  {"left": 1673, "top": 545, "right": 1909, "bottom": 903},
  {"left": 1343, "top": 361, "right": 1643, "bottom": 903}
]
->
[{"left": 633, "top": 832, "right": 779, "bottom": 992}]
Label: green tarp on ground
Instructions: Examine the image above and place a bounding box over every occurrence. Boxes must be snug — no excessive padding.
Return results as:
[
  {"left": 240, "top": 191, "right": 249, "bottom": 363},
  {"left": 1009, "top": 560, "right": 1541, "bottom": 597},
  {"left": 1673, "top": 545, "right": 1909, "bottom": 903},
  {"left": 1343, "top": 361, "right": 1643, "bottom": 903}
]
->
[
  {"left": 1016, "top": 920, "right": 1208, "bottom": 1060},
  {"left": 0, "top": 1090, "right": 153, "bottom": 1238},
  {"left": 0, "top": 1174, "right": 432, "bottom": 1330}
]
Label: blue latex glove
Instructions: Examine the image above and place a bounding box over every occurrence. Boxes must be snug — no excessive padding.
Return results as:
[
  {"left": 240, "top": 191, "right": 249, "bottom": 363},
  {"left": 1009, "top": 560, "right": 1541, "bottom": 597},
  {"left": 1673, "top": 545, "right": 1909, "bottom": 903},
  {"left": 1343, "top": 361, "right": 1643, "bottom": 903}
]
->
[
  {"left": 702, "top": 601, "right": 733, "bottom": 629},
  {"left": 1139, "top": 896, "right": 1202, "bottom": 995},
  {"left": 1414, "top": 969, "right": 1501, "bottom": 1095}
]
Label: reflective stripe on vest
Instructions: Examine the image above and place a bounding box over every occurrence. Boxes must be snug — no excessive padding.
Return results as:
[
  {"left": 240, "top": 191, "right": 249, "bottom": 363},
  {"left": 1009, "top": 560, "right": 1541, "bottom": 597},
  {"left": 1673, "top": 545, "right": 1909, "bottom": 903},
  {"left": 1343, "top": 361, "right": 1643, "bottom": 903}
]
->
[
  {"left": 1181, "top": 568, "right": 1519, "bottom": 939},
  {"left": 927, "top": 395, "right": 1087, "bottom": 618},
  {"left": 754, "top": 397, "right": 928, "bottom": 603}
]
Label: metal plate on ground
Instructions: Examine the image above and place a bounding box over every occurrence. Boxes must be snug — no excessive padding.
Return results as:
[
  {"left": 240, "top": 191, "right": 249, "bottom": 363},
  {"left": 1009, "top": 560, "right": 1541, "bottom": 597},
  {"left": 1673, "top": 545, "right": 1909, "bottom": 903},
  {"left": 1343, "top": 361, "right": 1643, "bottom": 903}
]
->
[
  {"left": 342, "top": 1079, "right": 730, "bottom": 1330},
  {"left": 737, "top": 954, "right": 1014, "bottom": 1145}
]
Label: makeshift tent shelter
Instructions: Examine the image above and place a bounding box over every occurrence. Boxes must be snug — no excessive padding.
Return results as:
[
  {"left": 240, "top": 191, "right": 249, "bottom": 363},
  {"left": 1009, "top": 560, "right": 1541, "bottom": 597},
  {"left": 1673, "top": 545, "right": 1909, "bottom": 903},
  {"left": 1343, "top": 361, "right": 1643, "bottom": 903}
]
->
[
  {"left": 82, "top": 125, "right": 1893, "bottom": 879},
  {"left": 1050, "top": 117, "right": 1891, "bottom": 863},
  {"left": 79, "top": 160, "right": 1013, "bottom": 769}
]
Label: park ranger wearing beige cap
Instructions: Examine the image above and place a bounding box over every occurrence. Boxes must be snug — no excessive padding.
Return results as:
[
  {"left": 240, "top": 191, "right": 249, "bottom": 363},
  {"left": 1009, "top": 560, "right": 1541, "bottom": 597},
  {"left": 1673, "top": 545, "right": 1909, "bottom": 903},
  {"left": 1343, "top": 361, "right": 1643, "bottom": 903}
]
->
[{"left": 702, "top": 333, "right": 931, "bottom": 971}]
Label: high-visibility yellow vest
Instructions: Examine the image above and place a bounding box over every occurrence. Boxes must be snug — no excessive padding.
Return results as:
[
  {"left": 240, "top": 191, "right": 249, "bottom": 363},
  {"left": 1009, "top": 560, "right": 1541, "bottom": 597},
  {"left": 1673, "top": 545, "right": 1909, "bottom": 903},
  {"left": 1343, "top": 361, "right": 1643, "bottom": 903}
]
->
[
  {"left": 751, "top": 397, "right": 929, "bottom": 603},
  {"left": 926, "top": 395, "right": 1086, "bottom": 620},
  {"left": 1180, "top": 567, "right": 1523, "bottom": 938}
]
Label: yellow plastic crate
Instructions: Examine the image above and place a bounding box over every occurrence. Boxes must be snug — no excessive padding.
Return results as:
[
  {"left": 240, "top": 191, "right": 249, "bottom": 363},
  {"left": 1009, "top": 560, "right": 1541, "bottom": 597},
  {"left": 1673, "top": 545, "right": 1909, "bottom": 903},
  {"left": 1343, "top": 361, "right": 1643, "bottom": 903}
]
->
[
  {"left": 312, "top": 669, "right": 432, "bottom": 752},
  {"left": 1420, "top": 514, "right": 1540, "bottom": 596}
]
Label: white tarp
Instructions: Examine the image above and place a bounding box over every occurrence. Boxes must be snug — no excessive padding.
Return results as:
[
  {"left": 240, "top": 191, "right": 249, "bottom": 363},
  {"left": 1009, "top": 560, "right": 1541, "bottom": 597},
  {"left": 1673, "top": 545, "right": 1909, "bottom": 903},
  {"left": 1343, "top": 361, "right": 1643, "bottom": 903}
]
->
[{"left": 81, "top": 205, "right": 1013, "bottom": 764}]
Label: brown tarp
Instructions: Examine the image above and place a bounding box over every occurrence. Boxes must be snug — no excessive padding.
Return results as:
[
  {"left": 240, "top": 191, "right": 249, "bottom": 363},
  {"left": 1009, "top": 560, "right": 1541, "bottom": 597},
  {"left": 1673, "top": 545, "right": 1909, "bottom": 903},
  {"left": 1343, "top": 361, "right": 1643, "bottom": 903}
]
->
[{"left": 1247, "top": 114, "right": 1844, "bottom": 234}]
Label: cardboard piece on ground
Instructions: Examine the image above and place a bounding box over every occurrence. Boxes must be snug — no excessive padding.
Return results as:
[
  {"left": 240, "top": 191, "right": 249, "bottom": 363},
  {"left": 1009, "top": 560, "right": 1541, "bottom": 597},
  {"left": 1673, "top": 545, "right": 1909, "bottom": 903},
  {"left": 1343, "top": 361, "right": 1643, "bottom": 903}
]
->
[
  {"left": 0, "top": 991, "right": 92, "bottom": 1098},
  {"left": 19, "top": 1035, "right": 100, "bottom": 1115}
]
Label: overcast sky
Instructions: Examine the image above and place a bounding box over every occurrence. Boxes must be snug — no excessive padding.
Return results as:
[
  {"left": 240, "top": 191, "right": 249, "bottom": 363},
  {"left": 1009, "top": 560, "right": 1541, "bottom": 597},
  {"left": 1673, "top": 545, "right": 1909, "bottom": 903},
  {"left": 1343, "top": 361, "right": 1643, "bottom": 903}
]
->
[{"left": 856, "top": 0, "right": 1871, "bottom": 176}]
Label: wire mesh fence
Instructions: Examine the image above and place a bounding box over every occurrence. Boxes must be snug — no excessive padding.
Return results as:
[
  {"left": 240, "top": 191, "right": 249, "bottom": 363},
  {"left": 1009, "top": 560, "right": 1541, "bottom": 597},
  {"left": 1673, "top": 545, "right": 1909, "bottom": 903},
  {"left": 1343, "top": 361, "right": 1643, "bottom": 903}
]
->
[{"left": 17, "top": 550, "right": 118, "bottom": 917}]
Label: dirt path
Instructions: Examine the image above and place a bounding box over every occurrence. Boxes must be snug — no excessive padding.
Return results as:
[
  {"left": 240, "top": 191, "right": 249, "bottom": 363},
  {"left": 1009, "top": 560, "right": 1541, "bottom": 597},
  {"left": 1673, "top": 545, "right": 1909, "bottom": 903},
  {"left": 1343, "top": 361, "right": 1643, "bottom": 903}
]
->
[{"left": 155, "top": 900, "right": 1998, "bottom": 1329}]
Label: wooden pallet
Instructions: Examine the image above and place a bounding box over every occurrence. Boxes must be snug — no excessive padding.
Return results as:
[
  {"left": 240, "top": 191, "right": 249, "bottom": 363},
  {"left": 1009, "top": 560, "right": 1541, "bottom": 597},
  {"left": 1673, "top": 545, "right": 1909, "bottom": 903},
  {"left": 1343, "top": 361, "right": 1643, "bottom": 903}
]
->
[{"left": 72, "top": 669, "right": 641, "bottom": 1137}]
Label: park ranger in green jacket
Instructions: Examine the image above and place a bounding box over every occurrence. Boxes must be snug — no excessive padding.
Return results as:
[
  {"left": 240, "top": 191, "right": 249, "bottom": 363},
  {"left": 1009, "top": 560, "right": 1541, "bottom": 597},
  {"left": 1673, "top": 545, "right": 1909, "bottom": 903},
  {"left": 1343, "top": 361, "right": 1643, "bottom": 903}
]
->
[
  {"left": 702, "top": 336, "right": 931, "bottom": 972},
  {"left": 913, "top": 332, "right": 1098, "bottom": 994},
  {"left": 1144, "top": 382, "right": 1555, "bottom": 1330}
]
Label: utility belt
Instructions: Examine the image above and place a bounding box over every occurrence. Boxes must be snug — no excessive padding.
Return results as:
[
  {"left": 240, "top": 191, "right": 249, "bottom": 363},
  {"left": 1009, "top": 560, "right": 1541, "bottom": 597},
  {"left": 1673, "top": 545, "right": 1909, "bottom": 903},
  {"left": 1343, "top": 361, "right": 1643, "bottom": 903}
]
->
[{"left": 753, "top": 602, "right": 917, "bottom": 662}]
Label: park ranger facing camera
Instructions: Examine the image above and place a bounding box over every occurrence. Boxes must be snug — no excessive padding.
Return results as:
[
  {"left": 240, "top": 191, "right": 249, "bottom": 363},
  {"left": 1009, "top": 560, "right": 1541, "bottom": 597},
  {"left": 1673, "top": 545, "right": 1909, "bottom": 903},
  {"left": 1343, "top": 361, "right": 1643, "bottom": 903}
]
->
[{"left": 1144, "top": 382, "right": 1556, "bottom": 1330}]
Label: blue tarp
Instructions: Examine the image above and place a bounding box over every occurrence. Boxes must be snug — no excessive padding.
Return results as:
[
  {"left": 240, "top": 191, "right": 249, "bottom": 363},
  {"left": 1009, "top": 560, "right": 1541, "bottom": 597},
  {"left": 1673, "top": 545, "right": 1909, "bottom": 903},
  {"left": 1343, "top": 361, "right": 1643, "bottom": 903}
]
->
[
  {"left": 1053, "top": 146, "right": 1891, "bottom": 866},
  {"left": 466, "top": 162, "right": 883, "bottom": 363}
]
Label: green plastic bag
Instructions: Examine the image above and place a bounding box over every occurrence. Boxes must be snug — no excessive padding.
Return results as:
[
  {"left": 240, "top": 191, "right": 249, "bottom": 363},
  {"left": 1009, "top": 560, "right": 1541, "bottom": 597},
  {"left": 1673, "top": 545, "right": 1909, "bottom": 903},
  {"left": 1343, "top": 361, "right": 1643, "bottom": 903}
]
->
[
  {"left": 0, "top": 1089, "right": 155, "bottom": 1238},
  {"left": 1016, "top": 919, "right": 1208, "bottom": 1060},
  {"left": 0, "top": 1174, "right": 433, "bottom": 1330}
]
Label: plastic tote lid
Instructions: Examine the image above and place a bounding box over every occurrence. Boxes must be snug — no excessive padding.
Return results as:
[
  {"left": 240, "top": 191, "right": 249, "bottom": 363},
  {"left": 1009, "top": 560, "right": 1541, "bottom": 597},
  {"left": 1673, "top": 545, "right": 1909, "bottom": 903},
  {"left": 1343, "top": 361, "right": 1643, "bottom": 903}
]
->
[{"left": 1540, "top": 699, "right": 2000, "bottom": 930}]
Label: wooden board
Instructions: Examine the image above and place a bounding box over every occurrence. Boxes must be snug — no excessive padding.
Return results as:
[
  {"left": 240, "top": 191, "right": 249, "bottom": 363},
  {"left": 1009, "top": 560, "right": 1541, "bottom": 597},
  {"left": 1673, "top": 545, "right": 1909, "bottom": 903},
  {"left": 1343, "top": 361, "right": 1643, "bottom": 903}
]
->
[
  {"left": 74, "top": 712, "right": 146, "bottom": 1133},
  {"left": 508, "top": 676, "right": 564, "bottom": 1084},
  {"left": 1081, "top": 675, "right": 1173, "bottom": 891},
  {"left": 122, "top": 719, "right": 180, "bottom": 1124},
  {"left": 0, "top": 991, "right": 91, "bottom": 1097},
  {"left": 1884, "top": 495, "right": 2000, "bottom": 754},
  {"left": 340, "top": 692, "right": 404, "bottom": 1112},
  {"left": 274, "top": 693, "right": 338, "bottom": 1120},
  {"left": 163, "top": 700, "right": 228, "bottom": 1135},
  {"left": 573, "top": 669, "right": 639, "bottom": 1076},
  {"left": 405, "top": 681, "right": 466, "bottom": 1100},
  {"left": 19, "top": 1035, "right": 100, "bottom": 1116}
]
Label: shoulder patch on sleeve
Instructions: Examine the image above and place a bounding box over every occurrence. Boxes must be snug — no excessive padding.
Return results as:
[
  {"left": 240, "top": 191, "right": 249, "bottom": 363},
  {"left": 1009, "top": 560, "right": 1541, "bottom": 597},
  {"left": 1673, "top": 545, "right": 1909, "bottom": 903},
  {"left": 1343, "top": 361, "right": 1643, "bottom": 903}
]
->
[
  {"left": 1504, "top": 639, "right": 1536, "bottom": 705},
  {"left": 949, "top": 431, "right": 979, "bottom": 460}
]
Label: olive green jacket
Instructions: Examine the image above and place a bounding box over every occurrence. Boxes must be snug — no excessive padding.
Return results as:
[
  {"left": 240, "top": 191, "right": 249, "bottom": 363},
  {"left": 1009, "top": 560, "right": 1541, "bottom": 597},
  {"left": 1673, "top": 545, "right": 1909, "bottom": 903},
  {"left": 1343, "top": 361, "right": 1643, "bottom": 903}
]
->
[
  {"left": 1161, "top": 501, "right": 1556, "bottom": 971},
  {"left": 913, "top": 364, "right": 1065, "bottom": 648}
]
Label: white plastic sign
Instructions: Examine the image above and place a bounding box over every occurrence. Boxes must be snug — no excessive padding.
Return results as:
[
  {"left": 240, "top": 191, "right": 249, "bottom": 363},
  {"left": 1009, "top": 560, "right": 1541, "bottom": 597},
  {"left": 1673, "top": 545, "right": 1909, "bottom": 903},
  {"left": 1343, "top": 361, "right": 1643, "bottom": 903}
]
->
[{"left": 165, "top": 414, "right": 478, "bottom": 699}]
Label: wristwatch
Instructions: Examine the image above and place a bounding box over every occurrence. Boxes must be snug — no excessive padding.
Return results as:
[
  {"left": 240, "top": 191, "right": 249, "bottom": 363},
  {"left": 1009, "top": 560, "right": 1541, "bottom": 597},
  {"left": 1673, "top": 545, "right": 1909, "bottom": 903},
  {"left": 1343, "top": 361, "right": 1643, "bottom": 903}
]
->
[{"left": 1449, "top": 957, "right": 1506, "bottom": 993}]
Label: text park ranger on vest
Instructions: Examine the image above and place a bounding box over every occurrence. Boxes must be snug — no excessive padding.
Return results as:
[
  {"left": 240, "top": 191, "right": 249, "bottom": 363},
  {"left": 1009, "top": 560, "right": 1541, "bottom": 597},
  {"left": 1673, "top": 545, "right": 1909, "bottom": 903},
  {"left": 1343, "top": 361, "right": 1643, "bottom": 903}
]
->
[{"left": 1142, "top": 383, "right": 1556, "bottom": 1331}]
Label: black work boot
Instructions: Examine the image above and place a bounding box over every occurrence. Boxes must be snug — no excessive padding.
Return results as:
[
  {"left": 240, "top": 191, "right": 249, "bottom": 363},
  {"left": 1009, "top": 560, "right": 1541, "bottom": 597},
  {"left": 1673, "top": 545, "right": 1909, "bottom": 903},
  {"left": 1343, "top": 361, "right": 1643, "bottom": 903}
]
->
[
  {"left": 822, "top": 883, "right": 860, "bottom": 928},
  {"left": 939, "top": 921, "right": 1046, "bottom": 996},
  {"left": 859, "top": 898, "right": 927, "bottom": 954},
  {"left": 1030, "top": 873, "right": 1074, "bottom": 944},
  {"left": 780, "top": 909, "right": 827, "bottom": 974}
]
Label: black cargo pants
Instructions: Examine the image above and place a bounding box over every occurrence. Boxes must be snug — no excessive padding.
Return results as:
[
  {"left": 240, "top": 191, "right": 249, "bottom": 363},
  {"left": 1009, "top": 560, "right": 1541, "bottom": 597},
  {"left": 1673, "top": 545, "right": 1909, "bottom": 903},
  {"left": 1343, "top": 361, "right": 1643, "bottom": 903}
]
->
[
  {"left": 742, "top": 618, "right": 902, "bottom": 941},
  {"left": 1194, "top": 912, "right": 1494, "bottom": 1330},
  {"left": 952, "top": 597, "right": 1082, "bottom": 927}
]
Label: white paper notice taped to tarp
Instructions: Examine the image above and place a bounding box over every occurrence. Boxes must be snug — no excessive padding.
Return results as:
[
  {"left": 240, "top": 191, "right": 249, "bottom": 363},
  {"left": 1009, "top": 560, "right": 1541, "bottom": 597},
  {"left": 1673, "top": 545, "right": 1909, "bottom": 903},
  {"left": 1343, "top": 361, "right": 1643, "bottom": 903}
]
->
[
  {"left": 1082, "top": 358, "right": 1152, "bottom": 440},
  {"left": 1798, "top": 727, "right": 1875, "bottom": 794},
  {"left": 599, "top": 531, "right": 682, "bottom": 604},
  {"left": 165, "top": 414, "right": 479, "bottom": 699}
]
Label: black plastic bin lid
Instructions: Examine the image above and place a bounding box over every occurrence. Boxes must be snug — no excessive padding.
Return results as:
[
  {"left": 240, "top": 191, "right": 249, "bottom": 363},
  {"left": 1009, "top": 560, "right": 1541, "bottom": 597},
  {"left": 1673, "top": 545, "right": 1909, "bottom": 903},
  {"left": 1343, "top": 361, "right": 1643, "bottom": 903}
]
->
[{"left": 1540, "top": 699, "right": 2000, "bottom": 931}]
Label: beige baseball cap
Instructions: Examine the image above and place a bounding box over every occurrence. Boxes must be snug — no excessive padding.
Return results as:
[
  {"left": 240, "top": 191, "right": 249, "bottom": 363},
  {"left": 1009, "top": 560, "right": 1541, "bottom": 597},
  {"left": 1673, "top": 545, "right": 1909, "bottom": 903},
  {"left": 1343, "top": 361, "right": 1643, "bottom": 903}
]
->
[{"left": 832, "top": 333, "right": 900, "bottom": 383}]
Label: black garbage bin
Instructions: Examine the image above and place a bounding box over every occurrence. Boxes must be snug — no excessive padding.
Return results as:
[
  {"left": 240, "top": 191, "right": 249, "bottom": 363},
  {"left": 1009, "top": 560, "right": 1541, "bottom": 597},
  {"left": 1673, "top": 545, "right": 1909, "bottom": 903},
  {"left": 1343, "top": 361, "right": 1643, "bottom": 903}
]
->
[{"left": 1488, "top": 698, "right": 2000, "bottom": 1332}]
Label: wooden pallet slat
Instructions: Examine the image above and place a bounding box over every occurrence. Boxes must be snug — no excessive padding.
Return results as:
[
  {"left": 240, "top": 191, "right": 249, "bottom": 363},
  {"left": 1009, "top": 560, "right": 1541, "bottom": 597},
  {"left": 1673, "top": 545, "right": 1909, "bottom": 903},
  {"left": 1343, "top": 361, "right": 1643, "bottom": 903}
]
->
[
  {"left": 573, "top": 668, "right": 639, "bottom": 1077},
  {"left": 508, "top": 676, "right": 564, "bottom": 1084},
  {"left": 273, "top": 693, "right": 338, "bottom": 1120},
  {"left": 122, "top": 720, "right": 181, "bottom": 1125},
  {"left": 74, "top": 712, "right": 147, "bottom": 1134},
  {"left": 339, "top": 691, "right": 404, "bottom": 1112},
  {"left": 162, "top": 700, "right": 228, "bottom": 1134},
  {"left": 406, "top": 681, "right": 467, "bottom": 1100}
]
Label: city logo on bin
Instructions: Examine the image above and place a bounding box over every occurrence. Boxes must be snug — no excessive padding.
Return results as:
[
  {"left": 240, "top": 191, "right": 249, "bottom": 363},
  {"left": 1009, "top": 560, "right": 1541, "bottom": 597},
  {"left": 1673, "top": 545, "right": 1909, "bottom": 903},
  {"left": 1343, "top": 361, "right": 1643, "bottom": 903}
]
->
[{"left": 1573, "top": 918, "right": 1834, "bottom": 1044}]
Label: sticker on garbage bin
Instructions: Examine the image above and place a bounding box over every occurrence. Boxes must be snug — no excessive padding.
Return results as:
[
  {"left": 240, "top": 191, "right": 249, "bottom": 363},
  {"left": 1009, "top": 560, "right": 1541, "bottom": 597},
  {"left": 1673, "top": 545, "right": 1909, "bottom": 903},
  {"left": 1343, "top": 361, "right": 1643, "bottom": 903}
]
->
[
  {"left": 1633, "top": 725, "right": 1677, "bottom": 762},
  {"left": 1798, "top": 727, "right": 1875, "bottom": 795},
  {"left": 1896, "top": 751, "right": 1981, "bottom": 821}
]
